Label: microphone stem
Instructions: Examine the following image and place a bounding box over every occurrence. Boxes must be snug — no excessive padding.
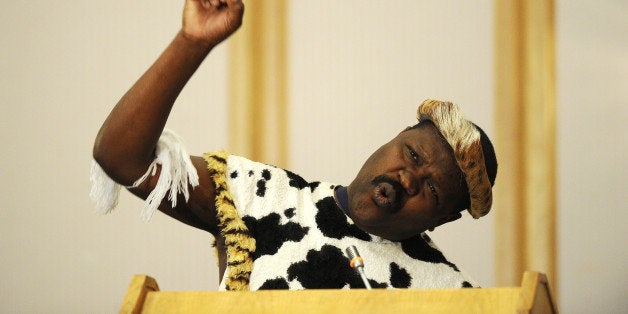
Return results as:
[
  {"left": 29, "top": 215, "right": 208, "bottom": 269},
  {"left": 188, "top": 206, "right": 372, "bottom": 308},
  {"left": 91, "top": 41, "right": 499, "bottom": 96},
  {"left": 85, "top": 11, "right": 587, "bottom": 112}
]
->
[{"left": 357, "top": 267, "right": 372, "bottom": 290}]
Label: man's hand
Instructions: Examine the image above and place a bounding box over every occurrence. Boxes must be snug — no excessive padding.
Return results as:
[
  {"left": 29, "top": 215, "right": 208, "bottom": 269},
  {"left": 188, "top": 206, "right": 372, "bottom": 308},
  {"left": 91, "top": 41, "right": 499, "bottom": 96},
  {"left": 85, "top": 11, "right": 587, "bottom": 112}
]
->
[{"left": 182, "top": 0, "right": 245, "bottom": 48}]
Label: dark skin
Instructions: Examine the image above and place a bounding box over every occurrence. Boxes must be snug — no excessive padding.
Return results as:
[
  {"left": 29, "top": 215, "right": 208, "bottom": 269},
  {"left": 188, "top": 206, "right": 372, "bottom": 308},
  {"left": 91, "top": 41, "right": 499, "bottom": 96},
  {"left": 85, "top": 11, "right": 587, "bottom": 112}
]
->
[
  {"left": 347, "top": 122, "right": 468, "bottom": 241},
  {"left": 93, "top": 0, "right": 467, "bottom": 280}
]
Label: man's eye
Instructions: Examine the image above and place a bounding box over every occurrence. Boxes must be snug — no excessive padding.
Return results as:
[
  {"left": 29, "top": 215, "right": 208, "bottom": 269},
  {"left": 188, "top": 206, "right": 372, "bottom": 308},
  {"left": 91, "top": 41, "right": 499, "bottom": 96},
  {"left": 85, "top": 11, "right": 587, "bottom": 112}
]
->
[
  {"left": 428, "top": 182, "right": 440, "bottom": 204},
  {"left": 407, "top": 145, "right": 420, "bottom": 164},
  {"left": 428, "top": 182, "right": 436, "bottom": 194}
]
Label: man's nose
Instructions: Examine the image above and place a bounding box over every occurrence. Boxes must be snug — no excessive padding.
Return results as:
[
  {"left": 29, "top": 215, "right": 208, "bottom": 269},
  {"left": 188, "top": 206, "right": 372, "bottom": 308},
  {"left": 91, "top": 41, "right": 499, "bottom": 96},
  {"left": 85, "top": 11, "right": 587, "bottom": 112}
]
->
[{"left": 398, "top": 169, "right": 419, "bottom": 196}]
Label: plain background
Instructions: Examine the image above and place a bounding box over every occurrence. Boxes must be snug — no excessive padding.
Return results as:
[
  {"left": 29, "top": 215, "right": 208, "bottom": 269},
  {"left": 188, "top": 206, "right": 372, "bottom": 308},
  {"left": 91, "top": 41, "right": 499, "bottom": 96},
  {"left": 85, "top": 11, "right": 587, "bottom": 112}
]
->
[{"left": 0, "top": 1, "right": 625, "bottom": 312}]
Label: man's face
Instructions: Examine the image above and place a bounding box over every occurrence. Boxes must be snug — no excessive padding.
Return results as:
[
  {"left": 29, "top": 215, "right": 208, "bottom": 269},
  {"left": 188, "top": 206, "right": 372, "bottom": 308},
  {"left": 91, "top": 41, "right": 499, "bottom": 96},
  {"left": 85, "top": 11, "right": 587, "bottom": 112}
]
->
[{"left": 347, "top": 122, "right": 468, "bottom": 241}]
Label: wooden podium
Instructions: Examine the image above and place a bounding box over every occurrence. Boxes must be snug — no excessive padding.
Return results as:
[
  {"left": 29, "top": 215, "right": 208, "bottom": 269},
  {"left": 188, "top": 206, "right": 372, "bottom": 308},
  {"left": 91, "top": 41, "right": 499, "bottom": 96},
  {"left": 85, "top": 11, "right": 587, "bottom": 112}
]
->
[{"left": 120, "top": 271, "right": 556, "bottom": 313}]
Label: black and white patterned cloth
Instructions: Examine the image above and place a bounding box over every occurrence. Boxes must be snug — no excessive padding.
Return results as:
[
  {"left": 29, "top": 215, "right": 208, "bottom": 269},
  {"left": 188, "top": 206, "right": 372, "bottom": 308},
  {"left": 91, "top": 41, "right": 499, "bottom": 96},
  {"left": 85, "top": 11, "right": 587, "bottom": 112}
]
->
[{"left": 219, "top": 154, "right": 476, "bottom": 290}]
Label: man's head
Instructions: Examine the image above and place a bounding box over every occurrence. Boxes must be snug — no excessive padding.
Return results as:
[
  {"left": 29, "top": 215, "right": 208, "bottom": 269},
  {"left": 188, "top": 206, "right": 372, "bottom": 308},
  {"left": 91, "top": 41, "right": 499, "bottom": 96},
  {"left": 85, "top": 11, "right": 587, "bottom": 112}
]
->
[{"left": 347, "top": 99, "right": 497, "bottom": 241}]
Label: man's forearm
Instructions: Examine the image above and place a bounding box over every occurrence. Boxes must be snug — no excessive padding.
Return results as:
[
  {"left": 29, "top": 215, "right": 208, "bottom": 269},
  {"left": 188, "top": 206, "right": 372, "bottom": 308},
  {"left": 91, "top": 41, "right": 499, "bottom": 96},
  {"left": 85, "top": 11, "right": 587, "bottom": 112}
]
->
[{"left": 93, "top": 31, "right": 215, "bottom": 185}]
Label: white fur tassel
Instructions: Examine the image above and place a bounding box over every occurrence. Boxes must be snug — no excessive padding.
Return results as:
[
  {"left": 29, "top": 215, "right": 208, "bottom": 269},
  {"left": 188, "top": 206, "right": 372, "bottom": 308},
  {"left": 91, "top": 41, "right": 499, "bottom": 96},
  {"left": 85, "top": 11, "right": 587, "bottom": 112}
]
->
[
  {"left": 90, "top": 161, "right": 121, "bottom": 215},
  {"left": 89, "top": 129, "right": 199, "bottom": 221}
]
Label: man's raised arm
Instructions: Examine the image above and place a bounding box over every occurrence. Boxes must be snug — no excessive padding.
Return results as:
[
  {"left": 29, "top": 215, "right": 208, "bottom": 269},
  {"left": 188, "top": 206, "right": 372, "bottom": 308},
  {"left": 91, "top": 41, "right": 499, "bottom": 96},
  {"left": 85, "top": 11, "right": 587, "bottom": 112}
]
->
[{"left": 92, "top": 0, "right": 244, "bottom": 232}]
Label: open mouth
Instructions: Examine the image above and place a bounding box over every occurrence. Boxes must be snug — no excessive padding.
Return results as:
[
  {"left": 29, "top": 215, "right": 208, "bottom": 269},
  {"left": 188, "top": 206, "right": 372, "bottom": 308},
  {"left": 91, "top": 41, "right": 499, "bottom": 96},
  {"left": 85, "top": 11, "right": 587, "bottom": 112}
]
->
[{"left": 371, "top": 175, "right": 404, "bottom": 213}]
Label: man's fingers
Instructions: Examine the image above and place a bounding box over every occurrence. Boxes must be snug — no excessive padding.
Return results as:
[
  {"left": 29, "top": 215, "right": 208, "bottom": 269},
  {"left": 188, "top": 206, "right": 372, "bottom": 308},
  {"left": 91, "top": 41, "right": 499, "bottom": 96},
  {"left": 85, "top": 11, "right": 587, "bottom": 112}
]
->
[{"left": 227, "top": 0, "right": 244, "bottom": 14}]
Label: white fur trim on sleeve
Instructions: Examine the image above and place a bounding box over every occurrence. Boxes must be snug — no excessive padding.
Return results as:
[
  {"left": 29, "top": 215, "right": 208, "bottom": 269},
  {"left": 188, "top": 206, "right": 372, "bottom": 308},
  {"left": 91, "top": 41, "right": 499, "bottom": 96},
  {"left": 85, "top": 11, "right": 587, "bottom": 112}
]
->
[
  {"left": 90, "top": 160, "right": 121, "bottom": 215},
  {"left": 89, "top": 129, "right": 199, "bottom": 221}
]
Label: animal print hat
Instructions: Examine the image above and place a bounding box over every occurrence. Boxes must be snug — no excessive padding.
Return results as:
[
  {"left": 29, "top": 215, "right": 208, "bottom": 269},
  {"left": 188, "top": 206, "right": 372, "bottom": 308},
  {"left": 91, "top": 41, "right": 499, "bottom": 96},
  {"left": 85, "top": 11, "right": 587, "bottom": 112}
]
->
[{"left": 417, "top": 99, "right": 497, "bottom": 218}]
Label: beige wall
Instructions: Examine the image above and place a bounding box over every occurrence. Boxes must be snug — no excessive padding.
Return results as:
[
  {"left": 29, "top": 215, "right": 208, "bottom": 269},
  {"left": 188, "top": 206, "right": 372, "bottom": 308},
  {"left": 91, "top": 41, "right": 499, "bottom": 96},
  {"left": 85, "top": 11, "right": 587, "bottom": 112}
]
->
[
  {"left": 556, "top": 1, "right": 628, "bottom": 313},
  {"left": 0, "top": 0, "right": 625, "bottom": 312}
]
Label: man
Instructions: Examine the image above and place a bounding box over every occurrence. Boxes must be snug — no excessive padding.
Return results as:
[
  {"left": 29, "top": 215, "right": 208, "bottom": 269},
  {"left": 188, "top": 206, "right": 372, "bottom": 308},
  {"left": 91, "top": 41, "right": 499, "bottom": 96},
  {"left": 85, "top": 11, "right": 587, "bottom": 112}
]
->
[{"left": 92, "top": 0, "right": 497, "bottom": 290}]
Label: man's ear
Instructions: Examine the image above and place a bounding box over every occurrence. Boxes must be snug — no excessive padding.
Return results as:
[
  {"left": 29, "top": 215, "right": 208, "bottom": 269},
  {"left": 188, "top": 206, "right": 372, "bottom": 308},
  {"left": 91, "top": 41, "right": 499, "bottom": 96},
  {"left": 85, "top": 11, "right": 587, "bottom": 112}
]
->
[{"left": 428, "top": 212, "right": 463, "bottom": 232}]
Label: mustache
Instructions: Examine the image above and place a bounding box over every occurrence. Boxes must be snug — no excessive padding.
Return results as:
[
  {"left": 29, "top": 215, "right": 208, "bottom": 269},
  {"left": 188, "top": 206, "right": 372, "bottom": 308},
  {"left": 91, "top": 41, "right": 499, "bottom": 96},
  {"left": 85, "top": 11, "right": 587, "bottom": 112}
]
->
[{"left": 371, "top": 175, "right": 405, "bottom": 213}]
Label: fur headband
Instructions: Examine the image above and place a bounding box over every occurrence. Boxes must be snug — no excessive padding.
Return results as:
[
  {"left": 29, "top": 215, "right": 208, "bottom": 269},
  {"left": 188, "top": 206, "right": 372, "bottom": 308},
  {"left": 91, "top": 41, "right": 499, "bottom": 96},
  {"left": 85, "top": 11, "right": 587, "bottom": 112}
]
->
[{"left": 417, "top": 99, "right": 492, "bottom": 218}]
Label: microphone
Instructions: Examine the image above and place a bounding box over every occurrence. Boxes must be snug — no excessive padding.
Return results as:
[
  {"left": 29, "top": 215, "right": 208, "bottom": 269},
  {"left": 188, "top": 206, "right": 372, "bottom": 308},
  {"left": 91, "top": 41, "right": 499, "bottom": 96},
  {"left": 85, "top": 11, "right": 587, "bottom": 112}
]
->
[{"left": 345, "top": 245, "right": 372, "bottom": 290}]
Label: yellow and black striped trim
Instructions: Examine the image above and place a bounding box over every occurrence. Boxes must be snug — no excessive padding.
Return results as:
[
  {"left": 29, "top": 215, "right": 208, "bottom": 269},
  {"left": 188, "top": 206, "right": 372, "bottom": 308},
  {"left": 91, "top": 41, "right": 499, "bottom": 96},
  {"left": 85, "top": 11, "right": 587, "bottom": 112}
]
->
[{"left": 204, "top": 151, "right": 256, "bottom": 291}]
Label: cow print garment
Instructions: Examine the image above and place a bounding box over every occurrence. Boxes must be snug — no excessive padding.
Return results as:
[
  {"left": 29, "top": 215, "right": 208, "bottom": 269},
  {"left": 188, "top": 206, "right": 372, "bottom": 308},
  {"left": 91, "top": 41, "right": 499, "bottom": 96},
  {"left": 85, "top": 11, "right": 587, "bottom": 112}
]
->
[{"left": 214, "top": 153, "right": 476, "bottom": 290}]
